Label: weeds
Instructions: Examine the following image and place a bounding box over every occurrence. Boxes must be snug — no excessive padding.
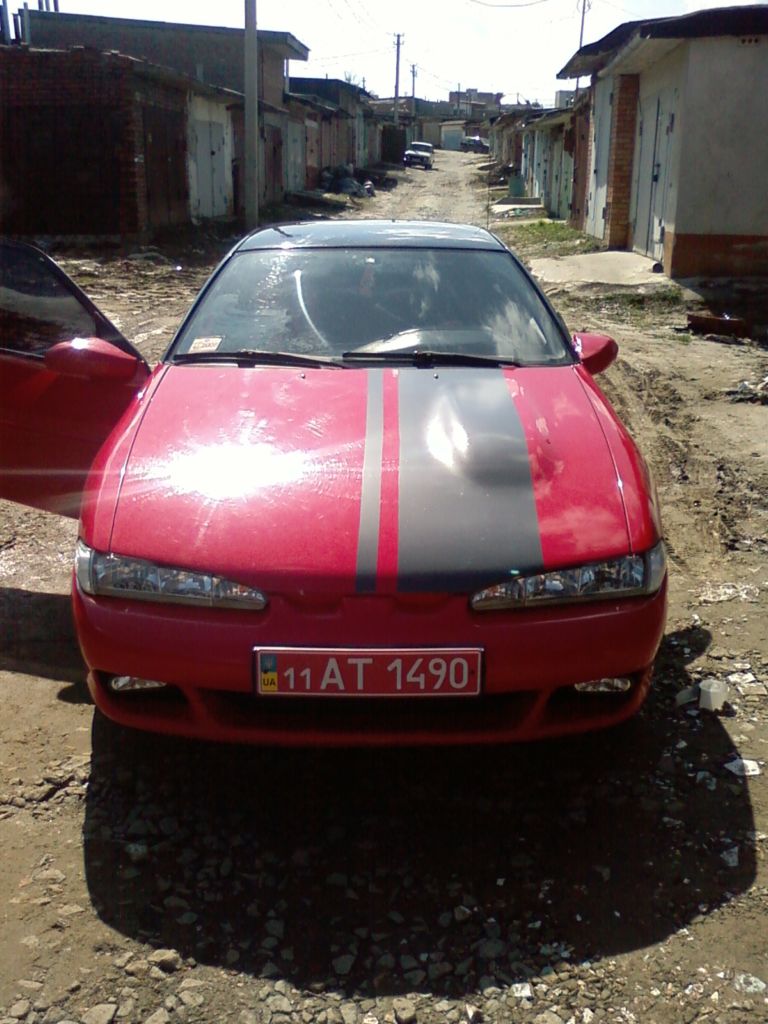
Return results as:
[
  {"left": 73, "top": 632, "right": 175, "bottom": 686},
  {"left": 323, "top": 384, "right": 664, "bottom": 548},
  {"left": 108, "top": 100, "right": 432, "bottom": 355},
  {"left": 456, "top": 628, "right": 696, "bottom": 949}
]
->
[{"left": 496, "top": 221, "right": 604, "bottom": 261}]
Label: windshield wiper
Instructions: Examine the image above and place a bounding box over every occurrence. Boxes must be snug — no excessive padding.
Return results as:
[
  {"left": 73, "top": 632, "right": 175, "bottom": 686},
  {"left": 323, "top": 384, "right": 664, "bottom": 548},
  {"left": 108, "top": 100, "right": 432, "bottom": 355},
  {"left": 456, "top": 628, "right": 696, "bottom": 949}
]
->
[
  {"left": 341, "top": 348, "right": 519, "bottom": 368},
  {"left": 172, "top": 349, "right": 341, "bottom": 368}
]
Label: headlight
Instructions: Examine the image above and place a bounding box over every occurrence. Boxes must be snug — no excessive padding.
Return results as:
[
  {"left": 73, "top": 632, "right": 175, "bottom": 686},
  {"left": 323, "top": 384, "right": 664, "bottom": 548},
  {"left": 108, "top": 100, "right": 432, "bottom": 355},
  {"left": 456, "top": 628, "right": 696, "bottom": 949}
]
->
[
  {"left": 75, "top": 540, "right": 268, "bottom": 610},
  {"left": 471, "top": 541, "right": 666, "bottom": 611}
]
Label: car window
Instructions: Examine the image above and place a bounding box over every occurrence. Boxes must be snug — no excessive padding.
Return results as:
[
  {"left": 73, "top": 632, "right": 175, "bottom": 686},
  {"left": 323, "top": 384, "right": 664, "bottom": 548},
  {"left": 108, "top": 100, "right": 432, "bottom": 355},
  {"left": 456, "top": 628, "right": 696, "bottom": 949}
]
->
[
  {"left": 171, "top": 248, "right": 572, "bottom": 365},
  {"left": 0, "top": 243, "right": 98, "bottom": 357}
]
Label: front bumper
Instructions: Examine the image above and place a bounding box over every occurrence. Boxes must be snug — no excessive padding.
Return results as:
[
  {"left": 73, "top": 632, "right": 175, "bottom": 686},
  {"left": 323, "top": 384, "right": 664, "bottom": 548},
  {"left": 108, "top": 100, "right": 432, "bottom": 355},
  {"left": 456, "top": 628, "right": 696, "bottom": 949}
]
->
[{"left": 74, "top": 581, "right": 667, "bottom": 746}]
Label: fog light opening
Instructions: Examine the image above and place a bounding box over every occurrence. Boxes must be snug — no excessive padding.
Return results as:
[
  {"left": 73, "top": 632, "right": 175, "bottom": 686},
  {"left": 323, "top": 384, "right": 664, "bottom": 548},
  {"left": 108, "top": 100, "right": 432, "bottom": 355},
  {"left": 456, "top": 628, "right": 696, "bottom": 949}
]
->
[
  {"left": 573, "top": 677, "right": 632, "bottom": 695},
  {"left": 108, "top": 675, "right": 168, "bottom": 694}
]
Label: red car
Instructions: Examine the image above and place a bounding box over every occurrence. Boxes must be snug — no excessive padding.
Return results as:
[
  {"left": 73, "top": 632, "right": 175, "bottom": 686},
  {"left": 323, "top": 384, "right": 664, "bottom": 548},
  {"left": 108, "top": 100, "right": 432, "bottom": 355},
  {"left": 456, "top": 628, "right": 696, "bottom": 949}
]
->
[{"left": 0, "top": 222, "right": 666, "bottom": 746}]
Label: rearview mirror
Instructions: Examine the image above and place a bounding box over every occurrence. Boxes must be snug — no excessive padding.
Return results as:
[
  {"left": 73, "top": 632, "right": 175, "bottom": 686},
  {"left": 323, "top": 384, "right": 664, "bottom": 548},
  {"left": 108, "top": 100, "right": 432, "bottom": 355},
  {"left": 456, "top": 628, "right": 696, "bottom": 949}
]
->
[
  {"left": 572, "top": 332, "right": 618, "bottom": 375},
  {"left": 44, "top": 338, "right": 141, "bottom": 382}
]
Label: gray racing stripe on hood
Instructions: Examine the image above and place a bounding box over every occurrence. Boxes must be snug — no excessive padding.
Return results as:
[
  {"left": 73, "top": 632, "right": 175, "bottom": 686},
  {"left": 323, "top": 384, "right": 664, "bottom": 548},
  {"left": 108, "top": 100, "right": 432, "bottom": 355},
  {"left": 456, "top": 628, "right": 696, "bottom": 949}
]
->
[
  {"left": 397, "top": 367, "right": 542, "bottom": 591},
  {"left": 356, "top": 369, "right": 384, "bottom": 592}
]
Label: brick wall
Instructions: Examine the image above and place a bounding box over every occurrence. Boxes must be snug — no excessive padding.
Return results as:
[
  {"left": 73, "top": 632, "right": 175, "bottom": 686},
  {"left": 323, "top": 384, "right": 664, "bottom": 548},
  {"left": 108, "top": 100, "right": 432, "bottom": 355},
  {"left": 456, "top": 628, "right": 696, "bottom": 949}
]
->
[
  {"left": 604, "top": 74, "right": 639, "bottom": 249},
  {"left": 0, "top": 47, "right": 139, "bottom": 235},
  {"left": 0, "top": 47, "right": 190, "bottom": 237}
]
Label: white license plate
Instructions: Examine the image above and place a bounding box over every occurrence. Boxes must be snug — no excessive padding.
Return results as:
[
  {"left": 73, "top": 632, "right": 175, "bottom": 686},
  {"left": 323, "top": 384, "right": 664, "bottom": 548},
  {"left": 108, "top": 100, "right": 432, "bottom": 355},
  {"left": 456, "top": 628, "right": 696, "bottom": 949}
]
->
[{"left": 256, "top": 647, "right": 483, "bottom": 697}]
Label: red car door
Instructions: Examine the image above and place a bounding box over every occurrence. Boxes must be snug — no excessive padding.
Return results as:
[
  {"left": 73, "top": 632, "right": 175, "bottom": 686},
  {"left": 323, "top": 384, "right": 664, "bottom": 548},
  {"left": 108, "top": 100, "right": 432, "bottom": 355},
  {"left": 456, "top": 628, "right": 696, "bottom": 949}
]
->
[{"left": 0, "top": 240, "right": 151, "bottom": 517}]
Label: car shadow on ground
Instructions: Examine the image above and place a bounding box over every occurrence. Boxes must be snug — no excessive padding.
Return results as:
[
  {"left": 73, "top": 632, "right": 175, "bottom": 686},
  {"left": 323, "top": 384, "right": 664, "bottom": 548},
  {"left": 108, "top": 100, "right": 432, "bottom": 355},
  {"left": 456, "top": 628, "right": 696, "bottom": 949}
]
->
[
  {"left": 81, "top": 625, "right": 757, "bottom": 998},
  {"left": 0, "top": 586, "right": 87, "bottom": 689}
]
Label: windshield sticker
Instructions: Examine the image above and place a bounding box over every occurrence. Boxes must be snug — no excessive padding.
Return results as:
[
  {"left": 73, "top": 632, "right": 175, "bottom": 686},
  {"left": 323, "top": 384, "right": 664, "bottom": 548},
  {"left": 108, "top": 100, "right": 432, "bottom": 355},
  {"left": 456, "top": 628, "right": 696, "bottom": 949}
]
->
[{"left": 188, "top": 336, "right": 223, "bottom": 353}]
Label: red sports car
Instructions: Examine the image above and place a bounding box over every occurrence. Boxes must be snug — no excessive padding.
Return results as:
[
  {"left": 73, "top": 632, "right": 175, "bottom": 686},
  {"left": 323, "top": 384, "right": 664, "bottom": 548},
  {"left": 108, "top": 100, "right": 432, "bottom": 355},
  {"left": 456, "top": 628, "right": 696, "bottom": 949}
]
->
[{"left": 0, "top": 222, "right": 666, "bottom": 745}]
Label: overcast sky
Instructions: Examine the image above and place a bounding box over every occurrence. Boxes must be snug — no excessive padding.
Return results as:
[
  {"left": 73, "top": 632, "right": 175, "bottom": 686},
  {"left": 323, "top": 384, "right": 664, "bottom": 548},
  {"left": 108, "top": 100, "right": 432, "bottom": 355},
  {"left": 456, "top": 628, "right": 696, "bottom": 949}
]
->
[{"left": 25, "top": 1, "right": 763, "bottom": 105}]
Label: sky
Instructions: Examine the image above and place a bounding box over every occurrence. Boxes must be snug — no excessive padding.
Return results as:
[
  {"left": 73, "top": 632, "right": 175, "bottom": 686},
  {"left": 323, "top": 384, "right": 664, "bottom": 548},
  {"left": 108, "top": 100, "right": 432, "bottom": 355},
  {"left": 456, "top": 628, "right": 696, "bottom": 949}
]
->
[{"left": 23, "top": 0, "right": 763, "bottom": 105}]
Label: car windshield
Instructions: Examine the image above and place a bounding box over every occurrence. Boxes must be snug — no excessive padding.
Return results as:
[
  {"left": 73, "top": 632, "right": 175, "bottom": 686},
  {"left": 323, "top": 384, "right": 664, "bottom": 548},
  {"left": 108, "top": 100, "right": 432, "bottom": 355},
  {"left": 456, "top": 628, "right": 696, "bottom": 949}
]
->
[
  {"left": 170, "top": 247, "right": 572, "bottom": 366},
  {"left": 412, "top": 143, "right": 432, "bottom": 153}
]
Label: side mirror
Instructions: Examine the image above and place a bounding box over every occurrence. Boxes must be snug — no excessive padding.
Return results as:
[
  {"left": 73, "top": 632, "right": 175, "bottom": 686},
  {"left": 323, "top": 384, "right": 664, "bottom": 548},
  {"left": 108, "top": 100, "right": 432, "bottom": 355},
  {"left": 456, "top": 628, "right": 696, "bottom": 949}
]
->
[
  {"left": 45, "top": 337, "right": 141, "bottom": 382},
  {"left": 572, "top": 332, "right": 618, "bottom": 375}
]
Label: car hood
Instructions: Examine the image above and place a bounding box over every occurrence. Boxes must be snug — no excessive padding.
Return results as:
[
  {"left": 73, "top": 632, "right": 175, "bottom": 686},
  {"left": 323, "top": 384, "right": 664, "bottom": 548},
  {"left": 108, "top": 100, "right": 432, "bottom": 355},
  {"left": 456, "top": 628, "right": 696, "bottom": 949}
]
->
[{"left": 107, "top": 363, "right": 637, "bottom": 594}]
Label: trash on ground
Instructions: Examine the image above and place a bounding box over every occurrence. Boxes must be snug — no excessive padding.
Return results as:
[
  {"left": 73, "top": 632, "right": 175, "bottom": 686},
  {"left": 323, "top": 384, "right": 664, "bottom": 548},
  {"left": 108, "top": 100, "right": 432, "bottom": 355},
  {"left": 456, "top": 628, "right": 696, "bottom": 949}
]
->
[
  {"left": 675, "top": 685, "right": 699, "bottom": 706},
  {"left": 725, "top": 376, "right": 768, "bottom": 404},
  {"left": 723, "top": 757, "right": 762, "bottom": 778},
  {"left": 699, "top": 678, "right": 728, "bottom": 712},
  {"left": 688, "top": 311, "right": 750, "bottom": 337},
  {"left": 509, "top": 983, "right": 533, "bottom": 999},
  {"left": 698, "top": 582, "right": 760, "bottom": 604}
]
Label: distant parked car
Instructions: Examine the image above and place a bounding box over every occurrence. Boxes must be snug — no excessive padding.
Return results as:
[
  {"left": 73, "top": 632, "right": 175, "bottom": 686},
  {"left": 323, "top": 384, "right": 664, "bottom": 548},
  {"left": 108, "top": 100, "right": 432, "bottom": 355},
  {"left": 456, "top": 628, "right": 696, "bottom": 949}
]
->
[
  {"left": 403, "top": 141, "right": 434, "bottom": 170},
  {"left": 460, "top": 136, "right": 489, "bottom": 153}
]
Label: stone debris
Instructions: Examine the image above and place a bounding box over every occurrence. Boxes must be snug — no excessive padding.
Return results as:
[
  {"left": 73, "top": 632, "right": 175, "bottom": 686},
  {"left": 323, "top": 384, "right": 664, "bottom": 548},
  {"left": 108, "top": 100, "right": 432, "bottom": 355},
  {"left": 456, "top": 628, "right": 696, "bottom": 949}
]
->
[
  {"left": 733, "top": 972, "right": 767, "bottom": 994},
  {"left": 720, "top": 846, "right": 740, "bottom": 867},
  {"left": 332, "top": 954, "right": 356, "bottom": 976},
  {"left": 144, "top": 1011, "right": 171, "bottom": 1024},
  {"left": 147, "top": 950, "right": 183, "bottom": 973},
  {"left": 392, "top": 998, "right": 418, "bottom": 1024},
  {"left": 80, "top": 1006, "right": 117, "bottom": 1024},
  {"left": 510, "top": 983, "right": 533, "bottom": 999}
]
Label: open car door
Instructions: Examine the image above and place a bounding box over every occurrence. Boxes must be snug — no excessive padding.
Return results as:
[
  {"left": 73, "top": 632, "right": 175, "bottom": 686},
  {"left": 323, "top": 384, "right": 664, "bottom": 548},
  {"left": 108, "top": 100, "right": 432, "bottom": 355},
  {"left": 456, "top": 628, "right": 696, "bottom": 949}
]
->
[{"left": 0, "top": 240, "right": 151, "bottom": 517}]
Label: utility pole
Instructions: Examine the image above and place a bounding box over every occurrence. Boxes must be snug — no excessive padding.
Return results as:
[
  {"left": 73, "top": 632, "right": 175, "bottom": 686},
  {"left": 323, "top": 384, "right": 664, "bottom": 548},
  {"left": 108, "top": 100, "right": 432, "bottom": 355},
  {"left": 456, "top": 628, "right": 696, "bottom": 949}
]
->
[
  {"left": 575, "top": 0, "right": 589, "bottom": 95},
  {"left": 244, "top": 0, "right": 260, "bottom": 229},
  {"left": 393, "top": 33, "right": 402, "bottom": 127},
  {"left": 411, "top": 63, "right": 417, "bottom": 117}
]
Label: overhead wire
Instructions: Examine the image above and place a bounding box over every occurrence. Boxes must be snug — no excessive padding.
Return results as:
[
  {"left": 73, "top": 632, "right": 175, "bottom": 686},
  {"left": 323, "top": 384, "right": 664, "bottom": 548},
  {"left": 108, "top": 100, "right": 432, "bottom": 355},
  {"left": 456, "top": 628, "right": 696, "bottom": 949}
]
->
[
  {"left": 464, "top": 0, "right": 551, "bottom": 7},
  {"left": 337, "top": 0, "right": 386, "bottom": 34}
]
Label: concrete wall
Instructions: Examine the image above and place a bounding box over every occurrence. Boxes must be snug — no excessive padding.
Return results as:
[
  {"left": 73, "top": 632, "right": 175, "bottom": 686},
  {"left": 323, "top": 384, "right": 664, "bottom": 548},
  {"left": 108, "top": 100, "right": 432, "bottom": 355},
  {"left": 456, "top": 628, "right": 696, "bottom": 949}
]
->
[
  {"left": 677, "top": 36, "right": 768, "bottom": 236},
  {"left": 25, "top": 10, "right": 296, "bottom": 99},
  {"left": 441, "top": 124, "right": 465, "bottom": 150},
  {"left": 187, "top": 95, "right": 234, "bottom": 221},
  {"left": 668, "top": 34, "right": 768, "bottom": 274},
  {"left": 260, "top": 48, "right": 287, "bottom": 110},
  {"left": 417, "top": 119, "right": 442, "bottom": 147}
]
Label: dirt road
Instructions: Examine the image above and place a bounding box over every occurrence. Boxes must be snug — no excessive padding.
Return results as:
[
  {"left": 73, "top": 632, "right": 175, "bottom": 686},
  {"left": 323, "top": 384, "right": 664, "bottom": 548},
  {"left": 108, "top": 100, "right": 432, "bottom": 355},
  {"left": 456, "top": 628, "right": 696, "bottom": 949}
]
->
[{"left": 1, "top": 149, "right": 766, "bottom": 1024}]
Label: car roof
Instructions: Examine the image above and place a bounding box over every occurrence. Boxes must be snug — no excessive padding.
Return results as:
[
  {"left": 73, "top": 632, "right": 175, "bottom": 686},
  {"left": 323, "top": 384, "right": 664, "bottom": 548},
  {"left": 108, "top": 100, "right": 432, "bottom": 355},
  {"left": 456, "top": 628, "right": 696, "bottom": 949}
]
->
[{"left": 236, "top": 220, "right": 506, "bottom": 252}]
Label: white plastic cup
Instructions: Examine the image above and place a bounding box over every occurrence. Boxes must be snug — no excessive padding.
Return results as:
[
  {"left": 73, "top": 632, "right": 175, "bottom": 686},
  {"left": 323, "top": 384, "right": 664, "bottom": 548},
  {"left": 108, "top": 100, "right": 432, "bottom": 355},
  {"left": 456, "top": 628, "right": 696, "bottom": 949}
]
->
[{"left": 699, "top": 678, "right": 728, "bottom": 712}]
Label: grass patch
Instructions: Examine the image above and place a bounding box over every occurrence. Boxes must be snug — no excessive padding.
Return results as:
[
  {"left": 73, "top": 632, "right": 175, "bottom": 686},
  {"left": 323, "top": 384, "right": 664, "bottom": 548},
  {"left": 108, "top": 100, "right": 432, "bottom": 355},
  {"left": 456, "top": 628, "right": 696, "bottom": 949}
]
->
[
  {"left": 599, "top": 286, "right": 686, "bottom": 309},
  {"left": 496, "top": 220, "right": 604, "bottom": 261},
  {"left": 557, "top": 286, "right": 690, "bottom": 335}
]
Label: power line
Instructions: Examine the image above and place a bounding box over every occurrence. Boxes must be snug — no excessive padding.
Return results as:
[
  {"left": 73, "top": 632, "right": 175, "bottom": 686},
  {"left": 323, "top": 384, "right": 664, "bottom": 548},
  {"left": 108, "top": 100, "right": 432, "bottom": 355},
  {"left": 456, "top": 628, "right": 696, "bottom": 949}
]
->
[
  {"left": 337, "top": 0, "right": 386, "bottom": 34},
  {"left": 414, "top": 62, "right": 456, "bottom": 89},
  {"left": 596, "top": 0, "right": 647, "bottom": 18},
  {"left": 312, "top": 47, "right": 392, "bottom": 62},
  {"left": 465, "top": 0, "right": 551, "bottom": 8}
]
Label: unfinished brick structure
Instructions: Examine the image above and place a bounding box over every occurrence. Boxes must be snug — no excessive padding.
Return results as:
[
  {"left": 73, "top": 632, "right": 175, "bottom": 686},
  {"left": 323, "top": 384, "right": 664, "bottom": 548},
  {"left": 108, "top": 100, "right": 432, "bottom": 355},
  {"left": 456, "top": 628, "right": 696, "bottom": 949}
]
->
[{"left": 0, "top": 46, "right": 188, "bottom": 238}]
